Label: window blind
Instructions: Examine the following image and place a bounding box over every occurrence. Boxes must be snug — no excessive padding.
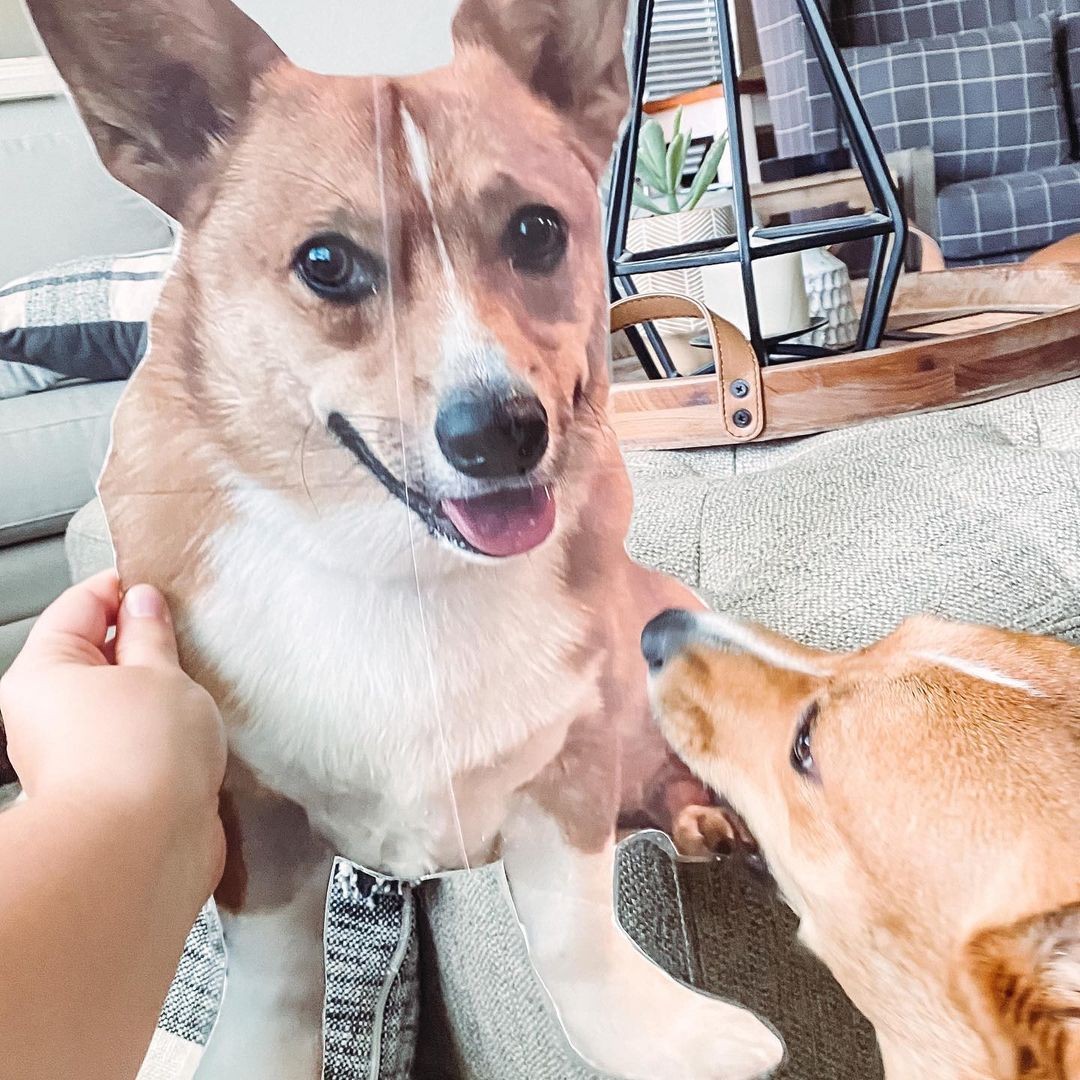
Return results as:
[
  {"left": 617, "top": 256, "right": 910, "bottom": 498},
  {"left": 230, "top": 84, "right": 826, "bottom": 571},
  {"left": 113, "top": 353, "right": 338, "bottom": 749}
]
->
[{"left": 644, "top": 0, "right": 725, "bottom": 101}]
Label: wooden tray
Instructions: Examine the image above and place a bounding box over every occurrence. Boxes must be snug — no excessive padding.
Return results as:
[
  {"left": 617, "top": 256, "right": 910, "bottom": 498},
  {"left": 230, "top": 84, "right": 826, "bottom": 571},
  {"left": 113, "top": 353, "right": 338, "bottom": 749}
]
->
[{"left": 610, "top": 266, "right": 1080, "bottom": 451}]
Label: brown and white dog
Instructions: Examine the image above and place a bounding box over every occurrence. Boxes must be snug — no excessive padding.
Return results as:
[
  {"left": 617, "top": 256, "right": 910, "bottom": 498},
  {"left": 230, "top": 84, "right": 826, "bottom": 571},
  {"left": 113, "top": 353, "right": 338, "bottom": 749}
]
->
[
  {"left": 645, "top": 609, "right": 1080, "bottom": 1080},
  {"left": 25, "top": 0, "right": 782, "bottom": 1077}
]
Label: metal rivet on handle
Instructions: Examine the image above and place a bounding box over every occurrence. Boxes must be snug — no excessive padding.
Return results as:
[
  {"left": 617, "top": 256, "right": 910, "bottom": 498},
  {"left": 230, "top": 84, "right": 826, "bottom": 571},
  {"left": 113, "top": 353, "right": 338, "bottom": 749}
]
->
[
  {"left": 733, "top": 409, "right": 753, "bottom": 429},
  {"left": 730, "top": 379, "right": 750, "bottom": 398}
]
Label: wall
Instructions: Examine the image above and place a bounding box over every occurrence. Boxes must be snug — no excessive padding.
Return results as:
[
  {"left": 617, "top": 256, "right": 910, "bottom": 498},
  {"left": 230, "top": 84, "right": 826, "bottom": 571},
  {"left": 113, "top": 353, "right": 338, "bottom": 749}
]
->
[
  {"left": 0, "top": 0, "right": 458, "bottom": 69},
  {"left": 0, "top": 0, "right": 40, "bottom": 59},
  {"left": 0, "top": 0, "right": 464, "bottom": 282},
  {"left": 235, "top": 0, "right": 457, "bottom": 75}
]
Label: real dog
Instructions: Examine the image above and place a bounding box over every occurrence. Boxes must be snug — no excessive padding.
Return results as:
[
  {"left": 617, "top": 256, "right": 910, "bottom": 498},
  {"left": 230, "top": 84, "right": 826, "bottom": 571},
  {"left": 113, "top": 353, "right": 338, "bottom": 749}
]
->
[
  {"left": 645, "top": 608, "right": 1080, "bottom": 1080},
  {"left": 25, "top": 1, "right": 783, "bottom": 1076}
]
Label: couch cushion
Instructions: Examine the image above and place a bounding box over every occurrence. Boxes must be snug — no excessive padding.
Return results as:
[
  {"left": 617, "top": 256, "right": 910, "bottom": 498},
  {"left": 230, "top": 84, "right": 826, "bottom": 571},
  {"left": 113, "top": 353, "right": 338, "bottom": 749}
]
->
[
  {"left": 0, "top": 360, "right": 68, "bottom": 401},
  {"left": 0, "top": 535, "right": 71, "bottom": 627},
  {"left": 838, "top": 0, "right": 1015, "bottom": 47},
  {"left": 0, "top": 618, "right": 35, "bottom": 681},
  {"left": 65, "top": 498, "right": 115, "bottom": 583},
  {"left": 625, "top": 380, "right": 1080, "bottom": 648},
  {"left": 0, "top": 248, "right": 171, "bottom": 398},
  {"left": 842, "top": 15, "right": 1070, "bottom": 185},
  {"left": 0, "top": 128, "right": 174, "bottom": 287},
  {"left": 1064, "top": 2, "right": 1080, "bottom": 152},
  {"left": 0, "top": 381, "right": 123, "bottom": 548},
  {"left": 753, "top": 0, "right": 816, "bottom": 157},
  {"left": 937, "top": 161, "right": 1080, "bottom": 260}
]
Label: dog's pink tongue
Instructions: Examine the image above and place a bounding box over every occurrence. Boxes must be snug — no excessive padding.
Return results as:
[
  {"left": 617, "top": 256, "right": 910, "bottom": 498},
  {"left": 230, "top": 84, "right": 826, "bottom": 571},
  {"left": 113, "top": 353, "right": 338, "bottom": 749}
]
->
[{"left": 442, "top": 486, "right": 556, "bottom": 557}]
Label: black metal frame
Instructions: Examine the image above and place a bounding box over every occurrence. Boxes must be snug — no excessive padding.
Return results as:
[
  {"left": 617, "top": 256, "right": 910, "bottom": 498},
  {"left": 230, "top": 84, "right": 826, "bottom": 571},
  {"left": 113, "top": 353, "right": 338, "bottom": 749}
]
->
[{"left": 607, "top": 0, "right": 908, "bottom": 377}]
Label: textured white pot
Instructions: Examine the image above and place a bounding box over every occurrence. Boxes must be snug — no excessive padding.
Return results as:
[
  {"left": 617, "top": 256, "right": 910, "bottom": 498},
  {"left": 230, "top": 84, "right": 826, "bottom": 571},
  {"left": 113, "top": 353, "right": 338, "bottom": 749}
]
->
[{"left": 626, "top": 192, "right": 736, "bottom": 336}]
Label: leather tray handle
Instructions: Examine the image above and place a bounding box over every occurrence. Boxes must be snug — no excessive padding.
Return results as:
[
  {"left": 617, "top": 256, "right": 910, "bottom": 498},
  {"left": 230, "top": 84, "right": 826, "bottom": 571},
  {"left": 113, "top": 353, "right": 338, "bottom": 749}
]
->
[{"left": 611, "top": 294, "right": 765, "bottom": 441}]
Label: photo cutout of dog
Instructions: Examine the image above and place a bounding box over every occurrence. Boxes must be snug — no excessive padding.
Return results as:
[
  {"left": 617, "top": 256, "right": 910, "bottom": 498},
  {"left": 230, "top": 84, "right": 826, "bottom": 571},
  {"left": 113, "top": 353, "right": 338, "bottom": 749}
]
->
[{"left": 23, "top": 0, "right": 784, "bottom": 1077}]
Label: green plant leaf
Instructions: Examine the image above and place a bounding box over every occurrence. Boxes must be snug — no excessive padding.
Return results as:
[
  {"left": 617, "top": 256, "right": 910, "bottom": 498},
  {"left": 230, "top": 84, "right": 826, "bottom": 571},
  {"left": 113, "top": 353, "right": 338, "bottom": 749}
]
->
[
  {"left": 638, "top": 121, "right": 670, "bottom": 193},
  {"left": 684, "top": 132, "right": 729, "bottom": 211},
  {"left": 632, "top": 187, "right": 667, "bottom": 215},
  {"left": 666, "top": 131, "right": 688, "bottom": 193},
  {"left": 634, "top": 155, "right": 668, "bottom": 193},
  {"left": 672, "top": 105, "right": 683, "bottom": 140}
]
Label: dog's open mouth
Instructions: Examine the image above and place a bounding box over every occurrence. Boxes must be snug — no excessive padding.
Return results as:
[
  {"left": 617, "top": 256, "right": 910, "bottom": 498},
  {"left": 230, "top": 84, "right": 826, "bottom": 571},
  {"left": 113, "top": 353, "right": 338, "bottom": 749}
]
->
[
  {"left": 714, "top": 800, "right": 773, "bottom": 879},
  {"left": 680, "top": 796, "right": 770, "bottom": 878},
  {"left": 327, "top": 412, "right": 557, "bottom": 558},
  {"left": 711, "top": 799, "right": 762, "bottom": 857},
  {"left": 441, "top": 487, "right": 556, "bottom": 557}
]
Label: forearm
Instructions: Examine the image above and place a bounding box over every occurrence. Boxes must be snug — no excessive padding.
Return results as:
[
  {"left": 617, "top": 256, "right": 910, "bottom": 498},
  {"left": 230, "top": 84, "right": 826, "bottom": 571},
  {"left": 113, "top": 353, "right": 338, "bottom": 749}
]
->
[{"left": 0, "top": 796, "right": 198, "bottom": 1080}]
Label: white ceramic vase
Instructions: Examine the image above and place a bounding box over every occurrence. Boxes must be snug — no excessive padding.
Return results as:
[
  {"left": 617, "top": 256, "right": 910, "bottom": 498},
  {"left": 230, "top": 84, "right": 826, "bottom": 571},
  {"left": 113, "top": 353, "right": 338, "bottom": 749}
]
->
[
  {"left": 700, "top": 234, "right": 811, "bottom": 340},
  {"left": 798, "top": 248, "right": 859, "bottom": 348}
]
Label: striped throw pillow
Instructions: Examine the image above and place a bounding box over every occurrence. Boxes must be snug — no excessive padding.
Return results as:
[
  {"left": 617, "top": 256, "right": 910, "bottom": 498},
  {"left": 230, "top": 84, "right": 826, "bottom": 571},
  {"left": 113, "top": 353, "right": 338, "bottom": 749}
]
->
[{"left": 0, "top": 247, "right": 174, "bottom": 400}]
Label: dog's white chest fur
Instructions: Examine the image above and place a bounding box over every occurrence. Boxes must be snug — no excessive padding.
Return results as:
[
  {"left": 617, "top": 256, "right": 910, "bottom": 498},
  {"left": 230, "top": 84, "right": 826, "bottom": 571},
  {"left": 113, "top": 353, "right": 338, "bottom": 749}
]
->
[{"left": 187, "top": 482, "right": 599, "bottom": 878}]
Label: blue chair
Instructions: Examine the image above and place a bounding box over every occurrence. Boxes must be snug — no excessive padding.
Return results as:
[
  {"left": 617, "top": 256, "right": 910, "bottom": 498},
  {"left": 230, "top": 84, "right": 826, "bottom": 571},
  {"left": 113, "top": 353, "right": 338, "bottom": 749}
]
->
[{"left": 749, "top": 0, "right": 1080, "bottom": 263}]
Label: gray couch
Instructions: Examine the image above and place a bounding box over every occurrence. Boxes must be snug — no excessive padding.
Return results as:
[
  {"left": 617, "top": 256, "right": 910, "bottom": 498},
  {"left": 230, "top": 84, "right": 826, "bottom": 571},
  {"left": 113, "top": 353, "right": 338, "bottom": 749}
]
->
[
  {"left": 0, "top": 92, "right": 172, "bottom": 674},
  {"left": 750, "top": 0, "right": 1080, "bottom": 265}
]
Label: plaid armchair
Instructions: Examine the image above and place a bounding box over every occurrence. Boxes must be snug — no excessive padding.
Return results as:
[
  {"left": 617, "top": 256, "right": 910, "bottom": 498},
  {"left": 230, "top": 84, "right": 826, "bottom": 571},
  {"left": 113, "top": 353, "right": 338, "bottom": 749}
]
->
[{"left": 750, "top": 0, "right": 1080, "bottom": 264}]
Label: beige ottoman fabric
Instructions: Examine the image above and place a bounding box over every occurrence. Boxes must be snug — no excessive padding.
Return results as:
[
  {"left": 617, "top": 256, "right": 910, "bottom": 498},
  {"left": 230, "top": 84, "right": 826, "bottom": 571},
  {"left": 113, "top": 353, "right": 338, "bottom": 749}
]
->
[
  {"left": 65, "top": 377, "right": 1080, "bottom": 1079},
  {"left": 626, "top": 379, "right": 1080, "bottom": 649}
]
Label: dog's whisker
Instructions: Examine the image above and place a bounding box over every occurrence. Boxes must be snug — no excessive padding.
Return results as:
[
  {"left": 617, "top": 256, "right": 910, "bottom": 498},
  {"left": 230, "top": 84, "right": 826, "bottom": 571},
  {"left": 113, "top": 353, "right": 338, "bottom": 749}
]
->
[
  {"left": 581, "top": 388, "right": 615, "bottom": 439},
  {"left": 297, "top": 420, "right": 321, "bottom": 516}
]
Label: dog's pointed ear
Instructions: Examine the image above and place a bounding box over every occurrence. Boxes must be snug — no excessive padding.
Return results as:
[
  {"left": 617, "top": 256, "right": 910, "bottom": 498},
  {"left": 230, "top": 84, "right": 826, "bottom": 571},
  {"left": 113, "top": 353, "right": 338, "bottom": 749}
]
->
[
  {"left": 451, "top": 0, "right": 631, "bottom": 174},
  {"left": 962, "top": 902, "right": 1080, "bottom": 1077},
  {"left": 23, "top": 0, "right": 286, "bottom": 221}
]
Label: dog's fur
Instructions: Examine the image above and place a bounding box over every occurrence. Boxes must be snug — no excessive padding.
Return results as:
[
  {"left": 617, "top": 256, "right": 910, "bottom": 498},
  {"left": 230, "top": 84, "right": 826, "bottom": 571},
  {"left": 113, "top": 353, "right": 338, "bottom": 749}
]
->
[
  {"left": 647, "top": 610, "right": 1080, "bottom": 1080},
  {"left": 26, "top": 1, "right": 783, "bottom": 1076}
]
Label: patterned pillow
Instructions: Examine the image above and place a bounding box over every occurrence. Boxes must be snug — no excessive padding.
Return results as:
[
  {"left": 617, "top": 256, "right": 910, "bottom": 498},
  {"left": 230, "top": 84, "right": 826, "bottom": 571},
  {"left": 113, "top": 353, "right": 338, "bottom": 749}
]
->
[
  {"left": 838, "top": 0, "right": 1017, "bottom": 47},
  {"left": 842, "top": 14, "right": 1071, "bottom": 184},
  {"left": 0, "top": 248, "right": 173, "bottom": 400},
  {"left": 1063, "top": 1, "right": 1080, "bottom": 156}
]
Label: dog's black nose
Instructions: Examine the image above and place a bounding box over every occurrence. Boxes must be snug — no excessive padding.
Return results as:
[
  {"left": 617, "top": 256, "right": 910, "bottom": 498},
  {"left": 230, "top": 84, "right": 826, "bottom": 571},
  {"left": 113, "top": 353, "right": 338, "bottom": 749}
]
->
[
  {"left": 436, "top": 390, "right": 549, "bottom": 480},
  {"left": 641, "top": 609, "right": 696, "bottom": 672}
]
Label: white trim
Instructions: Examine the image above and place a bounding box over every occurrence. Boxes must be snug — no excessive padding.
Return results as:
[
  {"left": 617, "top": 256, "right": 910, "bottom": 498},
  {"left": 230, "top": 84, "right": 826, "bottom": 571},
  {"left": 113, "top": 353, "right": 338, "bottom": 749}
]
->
[{"left": 0, "top": 56, "right": 64, "bottom": 103}]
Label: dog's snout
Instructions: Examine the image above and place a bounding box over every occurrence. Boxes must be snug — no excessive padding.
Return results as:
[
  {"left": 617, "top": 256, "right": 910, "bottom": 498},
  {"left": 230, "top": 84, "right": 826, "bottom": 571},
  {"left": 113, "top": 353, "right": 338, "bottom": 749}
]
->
[
  {"left": 436, "top": 390, "right": 549, "bottom": 480},
  {"left": 641, "top": 609, "right": 697, "bottom": 672}
]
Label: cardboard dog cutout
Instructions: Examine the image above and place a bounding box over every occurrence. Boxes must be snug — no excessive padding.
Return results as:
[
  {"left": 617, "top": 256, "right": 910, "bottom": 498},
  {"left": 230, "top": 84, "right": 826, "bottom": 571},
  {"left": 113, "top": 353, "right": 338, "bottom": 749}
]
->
[{"left": 26, "top": 0, "right": 784, "bottom": 1075}]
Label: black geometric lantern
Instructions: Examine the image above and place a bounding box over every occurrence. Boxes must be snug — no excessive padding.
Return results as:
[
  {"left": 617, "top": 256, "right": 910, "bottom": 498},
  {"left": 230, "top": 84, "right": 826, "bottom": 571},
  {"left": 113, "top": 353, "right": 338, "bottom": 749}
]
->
[{"left": 606, "top": 0, "right": 908, "bottom": 378}]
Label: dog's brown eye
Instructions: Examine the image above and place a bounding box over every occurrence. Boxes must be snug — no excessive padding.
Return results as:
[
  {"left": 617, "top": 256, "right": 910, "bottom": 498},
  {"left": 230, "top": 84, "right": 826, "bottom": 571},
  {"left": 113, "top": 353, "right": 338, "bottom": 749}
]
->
[
  {"left": 502, "top": 205, "right": 567, "bottom": 275},
  {"left": 295, "top": 234, "right": 381, "bottom": 303},
  {"left": 791, "top": 702, "right": 819, "bottom": 779}
]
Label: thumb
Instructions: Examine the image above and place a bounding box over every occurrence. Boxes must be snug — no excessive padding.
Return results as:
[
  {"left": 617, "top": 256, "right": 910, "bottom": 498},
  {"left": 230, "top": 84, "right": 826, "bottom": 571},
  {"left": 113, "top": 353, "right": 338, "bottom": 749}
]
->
[{"left": 114, "top": 584, "right": 180, "bottom": 670}]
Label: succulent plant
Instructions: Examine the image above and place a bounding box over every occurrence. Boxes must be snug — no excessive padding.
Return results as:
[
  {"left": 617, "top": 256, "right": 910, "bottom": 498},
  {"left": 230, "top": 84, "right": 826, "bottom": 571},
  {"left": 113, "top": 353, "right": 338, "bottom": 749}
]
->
[{"left": 633, "top": 106, "right": 729, "bottom": 215}]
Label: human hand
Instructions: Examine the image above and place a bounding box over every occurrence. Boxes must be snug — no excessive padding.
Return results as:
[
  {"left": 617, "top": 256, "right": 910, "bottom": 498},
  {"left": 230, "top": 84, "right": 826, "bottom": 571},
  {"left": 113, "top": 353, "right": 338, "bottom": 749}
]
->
[{"left": 0, "top": 571, "right": 227, "bottom": 904}]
